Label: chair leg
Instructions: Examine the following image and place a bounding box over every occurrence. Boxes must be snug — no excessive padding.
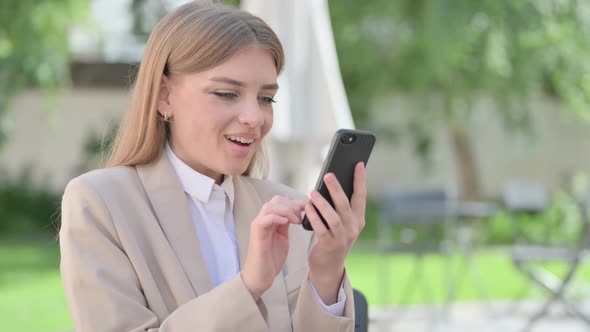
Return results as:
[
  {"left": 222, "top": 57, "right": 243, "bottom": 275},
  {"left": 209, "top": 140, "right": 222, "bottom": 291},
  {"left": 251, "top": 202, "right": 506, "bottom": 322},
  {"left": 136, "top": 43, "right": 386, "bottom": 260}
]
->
[
  {"left": 519, "top": 262, "right": 590, "bottom": 332},
  {"left": 392, "top": 254, "right": 433, "bottom": 326},
  {"left": 443, "top": 249, "right": 455, "bottom": 319},
  {"left": 390, "top": 253, "right": 425, "bottom": 325},
  {"left": 561, "top": 298, "right": 590, "bottom": 324},
  {"left": 399, "top": 254, "right": 422, "bottom": 304},
  {"left": 415, "top": 255, "right": 439, "bottom": 327},
  {"left": 518, "top": 283, "right": 590, "bottom": 331},
  {"left": 468, "top": 253, "right": 494, "bottom": 315},
  {"left": 520, "top": 290, "right": 558, "bottom": 332},
  {"left": 518, "top": 265, "right": 563, "bottom": 332},
  {"left": 456, "top": 247, "right": 496, "bottom": 317},
  {"left": 379, "top": 252, "right": 390, "bottom": 306},
  {"left": 410, "top": 254, "right": 442, "bottom": 331}
]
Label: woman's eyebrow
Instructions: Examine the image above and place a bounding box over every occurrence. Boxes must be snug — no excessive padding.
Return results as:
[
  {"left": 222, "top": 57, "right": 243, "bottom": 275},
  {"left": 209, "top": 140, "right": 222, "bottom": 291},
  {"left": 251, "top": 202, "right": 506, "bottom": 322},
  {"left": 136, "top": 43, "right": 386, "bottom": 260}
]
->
[{"left": 209, "top": 76, "right": 279, "bottom": 90}]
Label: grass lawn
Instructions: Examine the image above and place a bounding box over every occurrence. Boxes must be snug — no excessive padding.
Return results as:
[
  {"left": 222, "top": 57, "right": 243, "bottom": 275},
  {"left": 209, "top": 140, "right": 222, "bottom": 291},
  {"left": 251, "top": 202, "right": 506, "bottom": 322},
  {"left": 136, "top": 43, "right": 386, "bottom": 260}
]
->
[
  {"left": 346, "top": 247, "right": 590, "bottom": 306},
  {"left": 2, "top": 238, "right": 590, "bottom": 331},
  {"left": 0, "top": 237, "right": 71, "bottom": 332}
]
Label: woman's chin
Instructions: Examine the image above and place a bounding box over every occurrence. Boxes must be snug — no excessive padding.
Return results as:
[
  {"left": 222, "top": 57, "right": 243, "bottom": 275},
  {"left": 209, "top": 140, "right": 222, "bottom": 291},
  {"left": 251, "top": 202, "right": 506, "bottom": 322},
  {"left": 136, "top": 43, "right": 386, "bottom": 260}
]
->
[{"left": 222, "top": 163, "right": 250, "bottom": 177}]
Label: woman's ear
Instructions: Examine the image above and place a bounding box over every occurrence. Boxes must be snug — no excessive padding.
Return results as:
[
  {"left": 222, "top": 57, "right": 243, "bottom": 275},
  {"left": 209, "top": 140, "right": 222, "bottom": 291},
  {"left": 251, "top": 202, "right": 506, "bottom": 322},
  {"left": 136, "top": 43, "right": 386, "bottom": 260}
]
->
[{"left": 158, "top": 75, "right": 172, "bottom": 118}]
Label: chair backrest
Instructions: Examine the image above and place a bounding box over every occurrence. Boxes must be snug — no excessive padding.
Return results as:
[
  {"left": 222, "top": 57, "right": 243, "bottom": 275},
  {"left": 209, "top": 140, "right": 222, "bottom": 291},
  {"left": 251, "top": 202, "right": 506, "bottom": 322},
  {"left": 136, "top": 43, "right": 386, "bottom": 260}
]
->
[
  {"left": 379, "top": 188, "right": 457, "bottom": 225},
  {"left": 502, "top": 181, "right": 548, "bottom": 213},
  {"left": 378, "top": 187, "right": 457, "bottom": 253},
  {"left": 502, "top": 180, "right": 550, "bottom": 244},
  {"left": 353, "top": 288, "right": 368, "bottom": 332}
]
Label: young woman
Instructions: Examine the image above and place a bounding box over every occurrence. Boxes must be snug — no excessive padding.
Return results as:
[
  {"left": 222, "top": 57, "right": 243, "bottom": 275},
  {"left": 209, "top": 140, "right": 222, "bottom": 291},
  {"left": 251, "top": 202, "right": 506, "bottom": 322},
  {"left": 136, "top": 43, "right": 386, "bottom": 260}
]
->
[{"left": 59, "top": 2, "right": 366, "bottom": 331}]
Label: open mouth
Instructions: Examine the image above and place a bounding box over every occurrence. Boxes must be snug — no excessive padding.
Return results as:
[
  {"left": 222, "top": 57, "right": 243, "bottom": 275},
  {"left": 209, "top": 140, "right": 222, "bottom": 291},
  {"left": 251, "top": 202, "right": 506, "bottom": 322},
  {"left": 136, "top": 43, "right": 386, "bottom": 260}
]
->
[{"left": 225, "top": 135, "right": 255, "bottom": 147}]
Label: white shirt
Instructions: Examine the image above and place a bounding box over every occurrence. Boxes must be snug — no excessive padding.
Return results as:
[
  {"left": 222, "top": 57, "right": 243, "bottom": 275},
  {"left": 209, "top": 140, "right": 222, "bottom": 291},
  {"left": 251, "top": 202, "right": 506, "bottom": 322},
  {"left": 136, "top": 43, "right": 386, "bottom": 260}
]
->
[{"left": 166, "top": 144, "right": 345, "bottom": 316}]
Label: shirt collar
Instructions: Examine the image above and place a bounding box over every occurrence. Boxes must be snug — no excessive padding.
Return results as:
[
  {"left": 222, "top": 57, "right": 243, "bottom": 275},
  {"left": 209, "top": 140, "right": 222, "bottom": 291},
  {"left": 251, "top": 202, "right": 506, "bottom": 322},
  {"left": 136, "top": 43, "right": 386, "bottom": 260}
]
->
[{"left": 166, "top": 143, "right": 234, "bottom": 208}]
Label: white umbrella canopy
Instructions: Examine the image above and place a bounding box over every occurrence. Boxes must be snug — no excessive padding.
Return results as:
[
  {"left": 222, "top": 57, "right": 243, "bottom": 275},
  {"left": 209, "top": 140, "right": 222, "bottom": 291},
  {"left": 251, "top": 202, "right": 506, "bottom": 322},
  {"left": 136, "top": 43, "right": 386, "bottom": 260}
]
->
[{"left": 241, "top": 0, "right": 355, "bottom": 193}]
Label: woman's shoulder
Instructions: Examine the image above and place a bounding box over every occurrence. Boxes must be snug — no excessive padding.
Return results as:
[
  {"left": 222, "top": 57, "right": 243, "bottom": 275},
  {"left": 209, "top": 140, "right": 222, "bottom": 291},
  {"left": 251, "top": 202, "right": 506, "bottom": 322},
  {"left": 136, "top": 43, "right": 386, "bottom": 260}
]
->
[
  {"left": 63, "top": 166, "right": 141, "bottom": 198},
  {"left": 238, "top": 176, "right": 306, "bottom": 201}
]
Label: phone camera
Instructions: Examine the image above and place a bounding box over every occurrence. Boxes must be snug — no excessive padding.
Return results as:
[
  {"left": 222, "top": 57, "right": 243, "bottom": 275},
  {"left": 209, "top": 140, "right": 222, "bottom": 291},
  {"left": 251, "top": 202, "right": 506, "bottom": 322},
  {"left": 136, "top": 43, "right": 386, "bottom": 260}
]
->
[{"left": 340, "top": 134, "right": 356, "bottom": 144}]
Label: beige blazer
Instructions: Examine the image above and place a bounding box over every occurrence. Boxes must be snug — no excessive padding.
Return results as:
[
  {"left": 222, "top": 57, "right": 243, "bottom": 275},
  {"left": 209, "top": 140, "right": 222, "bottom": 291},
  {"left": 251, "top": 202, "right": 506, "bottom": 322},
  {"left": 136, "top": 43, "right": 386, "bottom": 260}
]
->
[{"left": 59, "top": 151, "right": 355, "bottom": 332}]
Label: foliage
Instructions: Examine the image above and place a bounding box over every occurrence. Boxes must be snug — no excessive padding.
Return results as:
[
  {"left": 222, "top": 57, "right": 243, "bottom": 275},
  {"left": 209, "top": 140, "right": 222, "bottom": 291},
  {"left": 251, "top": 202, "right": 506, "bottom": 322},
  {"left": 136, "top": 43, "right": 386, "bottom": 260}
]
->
[
  {"left": 0, "top": 123, "right": 117, "bottom": 236},
  {"left": 484, "top": 197, "right": 581, "bottom": 245},
  {"left": 0, "top": 0, "right": 89, "bottom": 147},
  {"left": 365, "top": 183, "right": 588, "bottom": 247},
  {"left": 73, "top": 122, "right": 119, "bottom": 175},
  {"left": 329, "top": 1, "right": 590, "bottom": 199},
  {"left": 130, "top": 0, "right": 168, "bottom": 42},
  {"left": 484, "top": 172, "right": 590, "bottom": 245},
  {"left": 329, "top": 0, "right": 590, "bottom": 145},
  {"left": 131, "top": 0, "right": 241, "bottom": 42},
  {"left": 0, "top": 167, "right": 61, "bottom": 234}
]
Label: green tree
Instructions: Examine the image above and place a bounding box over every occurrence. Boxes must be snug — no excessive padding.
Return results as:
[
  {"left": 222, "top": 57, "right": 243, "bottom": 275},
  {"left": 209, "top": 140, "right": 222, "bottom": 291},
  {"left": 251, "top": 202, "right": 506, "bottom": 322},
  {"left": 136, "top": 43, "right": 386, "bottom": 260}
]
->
[
  {"left": 330, "top": 0, "right": 590, "bottom": 199},
  {"left": 0, "top": 0, "right": 88, "bottom": 146}
]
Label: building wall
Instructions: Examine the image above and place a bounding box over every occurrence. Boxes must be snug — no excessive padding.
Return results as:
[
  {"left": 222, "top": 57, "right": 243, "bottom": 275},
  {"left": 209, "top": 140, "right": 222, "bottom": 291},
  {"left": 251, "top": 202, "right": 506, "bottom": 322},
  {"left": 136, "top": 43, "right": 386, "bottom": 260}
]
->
[
  {"left": 0, "top": 88, "right": 129, "bottom": 190},
  {"left": 367, "top": 95, "right": 590, "bottom": 198}
]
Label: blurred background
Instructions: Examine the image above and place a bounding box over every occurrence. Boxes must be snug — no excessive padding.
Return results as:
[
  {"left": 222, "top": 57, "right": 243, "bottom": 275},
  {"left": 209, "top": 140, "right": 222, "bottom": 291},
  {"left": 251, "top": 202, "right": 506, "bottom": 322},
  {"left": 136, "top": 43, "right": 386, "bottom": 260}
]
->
[{"left": 2, "top": 0, "right": 590, "bottom": 331}]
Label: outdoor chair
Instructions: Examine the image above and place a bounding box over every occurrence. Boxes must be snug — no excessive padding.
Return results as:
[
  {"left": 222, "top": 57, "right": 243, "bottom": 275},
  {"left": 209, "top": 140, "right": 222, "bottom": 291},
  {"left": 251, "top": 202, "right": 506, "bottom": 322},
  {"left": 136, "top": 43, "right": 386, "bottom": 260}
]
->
[
  {"left": 377, "top": 187, "right": 457, "bottom": 324},
  {"left": 353, "top": 288, "right": 369, "bottom": 332},
  {"left": 504, "top": 181, "right": 590, "bottom": 331},
  {"left": 452, "top": 200, "right": 499, "bottom": 314}
]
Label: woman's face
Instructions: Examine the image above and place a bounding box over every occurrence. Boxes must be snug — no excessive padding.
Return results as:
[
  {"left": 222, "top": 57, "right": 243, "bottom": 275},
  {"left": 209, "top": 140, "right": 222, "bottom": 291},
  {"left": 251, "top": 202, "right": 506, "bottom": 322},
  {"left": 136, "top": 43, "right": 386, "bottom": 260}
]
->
[{"left": 159, "top": 46, "right": 278, "bottom": 183}]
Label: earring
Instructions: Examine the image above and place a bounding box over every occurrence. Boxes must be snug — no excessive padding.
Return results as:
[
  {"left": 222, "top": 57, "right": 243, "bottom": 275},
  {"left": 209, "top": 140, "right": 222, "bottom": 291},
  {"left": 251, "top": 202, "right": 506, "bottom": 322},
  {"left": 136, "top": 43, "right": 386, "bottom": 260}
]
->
[{"left": 164, "top": 112, "right": 169, "bottom": 122}]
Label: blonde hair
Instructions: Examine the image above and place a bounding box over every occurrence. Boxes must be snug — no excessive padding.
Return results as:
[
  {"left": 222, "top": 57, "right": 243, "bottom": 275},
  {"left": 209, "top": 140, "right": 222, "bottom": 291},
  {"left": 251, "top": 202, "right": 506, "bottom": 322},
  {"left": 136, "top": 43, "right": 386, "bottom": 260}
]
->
[{"left": 106, "top": 1, "right": 284, "bottom": 178}]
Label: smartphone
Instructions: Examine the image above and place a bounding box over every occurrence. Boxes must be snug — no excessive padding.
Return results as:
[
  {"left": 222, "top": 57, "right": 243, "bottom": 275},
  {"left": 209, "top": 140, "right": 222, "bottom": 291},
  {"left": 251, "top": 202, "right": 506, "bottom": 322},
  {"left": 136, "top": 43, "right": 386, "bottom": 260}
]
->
[{"left": 302, "top": 129, "right": 376, "bottom": 231}]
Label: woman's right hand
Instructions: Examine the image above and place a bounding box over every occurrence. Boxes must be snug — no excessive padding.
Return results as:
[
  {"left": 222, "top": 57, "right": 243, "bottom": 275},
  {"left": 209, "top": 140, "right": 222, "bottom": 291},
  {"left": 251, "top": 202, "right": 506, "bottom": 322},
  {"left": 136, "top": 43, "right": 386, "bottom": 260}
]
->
[{"left": 240, "top": 195, "right": 306, "bottom": 301}]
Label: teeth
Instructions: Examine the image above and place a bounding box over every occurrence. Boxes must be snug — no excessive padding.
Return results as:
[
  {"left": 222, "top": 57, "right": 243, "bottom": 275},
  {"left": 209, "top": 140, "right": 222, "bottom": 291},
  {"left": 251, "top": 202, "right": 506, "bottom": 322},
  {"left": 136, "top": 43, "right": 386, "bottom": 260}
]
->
[{"left": 227, "top": 136, "right": 254, "bottom": 144}]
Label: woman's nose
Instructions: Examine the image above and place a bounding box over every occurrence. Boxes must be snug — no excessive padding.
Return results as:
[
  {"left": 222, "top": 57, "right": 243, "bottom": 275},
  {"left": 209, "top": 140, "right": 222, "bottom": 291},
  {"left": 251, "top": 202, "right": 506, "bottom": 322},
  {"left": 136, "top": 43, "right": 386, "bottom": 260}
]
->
[{"left": 239, "top": 100, "right": 265, "bottom": 128}]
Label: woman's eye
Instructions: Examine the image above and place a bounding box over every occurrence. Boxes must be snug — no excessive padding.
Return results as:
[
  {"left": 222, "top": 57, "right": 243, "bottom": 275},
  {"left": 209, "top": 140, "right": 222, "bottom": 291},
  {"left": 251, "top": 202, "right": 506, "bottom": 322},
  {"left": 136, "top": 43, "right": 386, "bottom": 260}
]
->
[
  {"left": 212, "top": 92, "right": 238, "bottom": 99},
  {"left": 259, "top": 96, "right": 277, "bottom": 104}
]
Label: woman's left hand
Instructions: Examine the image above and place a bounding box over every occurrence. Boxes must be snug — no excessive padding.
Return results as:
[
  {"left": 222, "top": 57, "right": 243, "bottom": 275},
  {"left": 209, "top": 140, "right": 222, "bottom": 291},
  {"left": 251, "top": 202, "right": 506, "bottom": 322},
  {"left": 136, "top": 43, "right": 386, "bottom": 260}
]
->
[{"left": 305, "top": 162, "right": 366, "bottom": 305}]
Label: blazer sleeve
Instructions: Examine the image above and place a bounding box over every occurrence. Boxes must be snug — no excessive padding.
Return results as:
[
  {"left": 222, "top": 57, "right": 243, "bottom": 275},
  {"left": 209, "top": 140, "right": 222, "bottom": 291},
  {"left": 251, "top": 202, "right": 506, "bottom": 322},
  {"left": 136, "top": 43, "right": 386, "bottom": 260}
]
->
[
  {"left": 256, "top": 179, "right": 356, "bottom": 331},
  {"left": 60, "top": 177, "right": 269, "bottom": 332},
  {"left": 288, "top": 235, "right": 355, "bottom": 332}
]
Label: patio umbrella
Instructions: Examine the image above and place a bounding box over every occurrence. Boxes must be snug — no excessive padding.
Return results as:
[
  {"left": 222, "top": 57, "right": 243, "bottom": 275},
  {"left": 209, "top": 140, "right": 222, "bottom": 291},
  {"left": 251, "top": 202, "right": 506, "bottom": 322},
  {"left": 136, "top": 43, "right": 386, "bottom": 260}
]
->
[{"left": 241, "top": 0, "right": 355, "bottom": 193}]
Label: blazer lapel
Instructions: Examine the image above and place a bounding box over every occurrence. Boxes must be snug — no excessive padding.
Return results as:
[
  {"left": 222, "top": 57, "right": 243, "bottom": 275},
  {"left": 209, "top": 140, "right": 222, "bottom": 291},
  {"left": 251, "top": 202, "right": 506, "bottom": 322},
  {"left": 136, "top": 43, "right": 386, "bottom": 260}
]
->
[{"left": 136, "top": 152, "right": 214, "bottom": 297}]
